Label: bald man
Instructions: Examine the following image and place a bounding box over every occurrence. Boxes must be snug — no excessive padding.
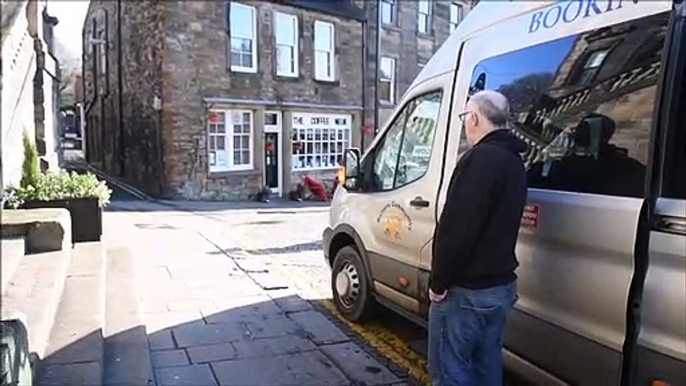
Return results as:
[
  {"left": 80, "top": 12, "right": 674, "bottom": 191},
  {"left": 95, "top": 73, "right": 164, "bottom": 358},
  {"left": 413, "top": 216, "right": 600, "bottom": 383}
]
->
[{"left": 428, "top": 91, "right": 528, "bottom": 386}]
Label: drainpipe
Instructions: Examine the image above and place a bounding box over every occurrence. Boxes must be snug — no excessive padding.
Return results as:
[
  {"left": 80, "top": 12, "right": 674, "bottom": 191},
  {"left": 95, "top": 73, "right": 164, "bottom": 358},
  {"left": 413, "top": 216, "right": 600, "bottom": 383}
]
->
[
  {"left": 360, "top": 16, "right": 367, "bottom": 153},
  {"left": 373, "top": 0, "right": 381, "bottom": 136},
  {"left": 117, "top": 0, "right": 125, "bottom": 175}
]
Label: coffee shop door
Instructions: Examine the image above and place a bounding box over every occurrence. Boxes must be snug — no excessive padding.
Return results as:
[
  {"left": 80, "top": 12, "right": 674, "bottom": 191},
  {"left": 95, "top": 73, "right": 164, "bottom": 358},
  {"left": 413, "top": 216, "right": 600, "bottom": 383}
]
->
[{"left": 264, "top": 111, "right": 283, "bottom": 196}]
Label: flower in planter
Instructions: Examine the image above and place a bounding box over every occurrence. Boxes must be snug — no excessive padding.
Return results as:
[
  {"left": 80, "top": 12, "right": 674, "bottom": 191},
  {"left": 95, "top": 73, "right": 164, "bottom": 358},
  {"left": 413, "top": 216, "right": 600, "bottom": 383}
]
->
[
  {"left": 6, "top": 171, "right": 113, "bottom": 208},
  {"left": 1, "top": 187, "right": 24, "bottom": 209}
]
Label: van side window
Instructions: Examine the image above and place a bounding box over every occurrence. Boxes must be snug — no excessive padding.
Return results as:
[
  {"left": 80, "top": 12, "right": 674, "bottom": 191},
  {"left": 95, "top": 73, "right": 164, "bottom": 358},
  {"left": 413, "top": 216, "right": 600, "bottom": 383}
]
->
[
  {"left": 468, "top": 12, "right": 669, "bottom": 198},
  {"left": 362, "top": 90, "right": 443, "bottom": 192},
  {"left": 663, "top": 64, "right": 686, "bottom": 200}
]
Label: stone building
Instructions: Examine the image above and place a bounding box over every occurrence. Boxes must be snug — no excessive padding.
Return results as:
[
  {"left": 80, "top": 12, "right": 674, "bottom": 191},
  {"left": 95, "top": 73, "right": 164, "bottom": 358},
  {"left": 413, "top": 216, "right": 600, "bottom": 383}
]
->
[
  {"left": 1, "top": 0, "right": 61, "bottom": 188},
  {"left": 362, "top": 0, "right": 474, "bottom": 142},
  {"left": 81, "top": 0, "right": 475, "bottom": 200},
  {"left": 82, "top": 0, "right": 366, "bottom": 199}
]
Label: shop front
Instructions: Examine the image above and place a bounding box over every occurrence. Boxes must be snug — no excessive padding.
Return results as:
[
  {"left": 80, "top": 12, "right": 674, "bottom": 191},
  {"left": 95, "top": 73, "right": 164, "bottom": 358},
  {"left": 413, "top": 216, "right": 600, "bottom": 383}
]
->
[{"left": 205, "top": 101, "right": 360, "bottom": 200}]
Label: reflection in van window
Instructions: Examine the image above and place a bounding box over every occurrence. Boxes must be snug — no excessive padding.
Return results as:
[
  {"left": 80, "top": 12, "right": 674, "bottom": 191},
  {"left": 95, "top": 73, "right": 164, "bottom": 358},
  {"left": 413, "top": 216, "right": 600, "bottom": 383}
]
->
[
  {"left": 364, "top": 90, "right": 443, "bottom": 192},
  {"left": 469, "top": 12, "right": 669, "bottom": 198}
]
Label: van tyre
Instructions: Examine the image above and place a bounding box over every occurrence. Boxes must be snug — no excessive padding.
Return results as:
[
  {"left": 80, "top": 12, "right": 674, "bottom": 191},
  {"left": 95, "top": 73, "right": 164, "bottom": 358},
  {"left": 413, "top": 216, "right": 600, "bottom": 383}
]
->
[{"left": 331, "top": 246, "right": 375, "bottom": 322}]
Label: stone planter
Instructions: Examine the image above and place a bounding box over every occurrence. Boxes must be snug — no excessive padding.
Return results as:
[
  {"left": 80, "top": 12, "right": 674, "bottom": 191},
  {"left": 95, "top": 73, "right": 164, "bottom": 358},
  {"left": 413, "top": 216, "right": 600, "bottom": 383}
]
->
[{"left": 21, "top": 197, "right": 102, "bottom": 243}]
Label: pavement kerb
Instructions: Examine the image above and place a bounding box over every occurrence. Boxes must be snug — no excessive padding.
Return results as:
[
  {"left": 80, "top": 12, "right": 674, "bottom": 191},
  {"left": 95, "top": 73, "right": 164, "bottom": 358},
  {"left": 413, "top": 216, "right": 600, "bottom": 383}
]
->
[{"left": 195, "top": 229, "right": 426, "bottom": 386}]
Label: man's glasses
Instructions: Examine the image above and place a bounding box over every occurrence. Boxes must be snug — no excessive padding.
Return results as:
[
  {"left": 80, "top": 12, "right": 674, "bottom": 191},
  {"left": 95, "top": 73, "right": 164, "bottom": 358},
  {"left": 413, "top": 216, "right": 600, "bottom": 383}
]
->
[{"left": 458, "top": 111, "right": 474, "bottom": 123}]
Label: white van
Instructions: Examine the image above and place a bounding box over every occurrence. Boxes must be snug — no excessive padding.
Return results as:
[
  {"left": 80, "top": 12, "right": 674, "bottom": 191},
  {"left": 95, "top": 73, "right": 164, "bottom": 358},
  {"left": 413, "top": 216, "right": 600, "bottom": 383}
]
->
[{"left": 323, "top": 1, "right": 686, "bottom": 385}]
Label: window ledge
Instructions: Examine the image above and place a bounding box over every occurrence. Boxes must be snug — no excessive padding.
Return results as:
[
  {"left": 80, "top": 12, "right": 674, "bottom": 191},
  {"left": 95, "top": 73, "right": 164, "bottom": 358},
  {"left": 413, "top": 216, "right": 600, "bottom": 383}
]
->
[
  {"left": 314, "top": 79, "right": 339, "bottom": 86},
  {"left": 417, "top": 31, "right": 434, "bottom": 39},
  {"left": 209, "top": 169, "right": 260, "bottom": 178},
  {"left": 231, "top": 66, "right": 258, "bottom": 74},
  {"left": 382, "top": 24, "right": 401, "bottom": 33},
  {"left": 380, "top": 101, "right": 396, "bottom": 108},
  {"left": 275, "top": 74, "right": 301, "bottom": 82},
  {"left": 293, "top": 167, "right": 339, "bottom": 173}
]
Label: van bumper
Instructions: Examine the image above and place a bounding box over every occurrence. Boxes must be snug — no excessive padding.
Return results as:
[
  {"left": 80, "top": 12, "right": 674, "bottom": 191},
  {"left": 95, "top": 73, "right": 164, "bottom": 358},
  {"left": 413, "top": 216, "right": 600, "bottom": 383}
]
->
[{"left": 322, "top": 227, "right": 333, "bottom": 268}]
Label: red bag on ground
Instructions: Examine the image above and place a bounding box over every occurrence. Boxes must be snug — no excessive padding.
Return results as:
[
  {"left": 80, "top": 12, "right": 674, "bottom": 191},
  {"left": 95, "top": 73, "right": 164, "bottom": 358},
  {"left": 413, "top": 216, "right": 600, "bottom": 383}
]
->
[{"left": 303, "top": 174, "right": 329, "bottom": 202}]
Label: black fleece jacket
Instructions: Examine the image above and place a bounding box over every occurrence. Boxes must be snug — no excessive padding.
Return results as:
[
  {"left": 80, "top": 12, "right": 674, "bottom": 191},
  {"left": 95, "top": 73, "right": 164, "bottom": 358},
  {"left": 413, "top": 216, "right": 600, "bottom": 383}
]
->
[{"left": 430, "top": 129, "right": 528, "bottom": 293}]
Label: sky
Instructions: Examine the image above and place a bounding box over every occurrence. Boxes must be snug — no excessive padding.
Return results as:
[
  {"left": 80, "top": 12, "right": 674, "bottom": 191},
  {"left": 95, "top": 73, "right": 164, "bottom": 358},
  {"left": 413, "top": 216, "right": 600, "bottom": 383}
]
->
[{"left": 47, "top": 0, "right": 90, "bottom": 57}]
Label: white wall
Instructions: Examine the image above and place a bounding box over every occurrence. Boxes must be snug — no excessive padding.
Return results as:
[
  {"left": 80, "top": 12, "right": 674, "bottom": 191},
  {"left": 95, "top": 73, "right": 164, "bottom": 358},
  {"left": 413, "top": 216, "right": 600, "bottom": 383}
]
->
[{"left": 1, "top": 3, "right": 37, "bottom": 187}]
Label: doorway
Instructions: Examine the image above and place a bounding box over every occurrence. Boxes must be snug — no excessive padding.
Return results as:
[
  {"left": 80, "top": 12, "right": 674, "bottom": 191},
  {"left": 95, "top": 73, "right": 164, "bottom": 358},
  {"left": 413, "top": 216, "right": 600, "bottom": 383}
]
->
[{"left": 264, "top": 111, "right": 282, "bottom": 196}]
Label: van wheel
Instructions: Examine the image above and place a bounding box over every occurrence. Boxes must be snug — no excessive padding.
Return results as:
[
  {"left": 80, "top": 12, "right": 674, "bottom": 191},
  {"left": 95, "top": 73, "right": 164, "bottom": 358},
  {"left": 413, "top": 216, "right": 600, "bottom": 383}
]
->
[{"left": 331, "top": 246, "right": 374, "bottom": 322}]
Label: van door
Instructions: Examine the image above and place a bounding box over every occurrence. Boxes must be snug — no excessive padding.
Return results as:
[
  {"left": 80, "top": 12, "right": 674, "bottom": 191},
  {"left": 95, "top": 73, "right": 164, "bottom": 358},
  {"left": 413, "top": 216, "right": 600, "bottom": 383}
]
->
[
  {"left": 437, "top": 2, "right": 673, "bottom": 385},
  {"left": 355, "top": 76, "right": 450, "bottom": 314},
  {"left": 634, "top": 3, "right": 686, "bottom": 384}
]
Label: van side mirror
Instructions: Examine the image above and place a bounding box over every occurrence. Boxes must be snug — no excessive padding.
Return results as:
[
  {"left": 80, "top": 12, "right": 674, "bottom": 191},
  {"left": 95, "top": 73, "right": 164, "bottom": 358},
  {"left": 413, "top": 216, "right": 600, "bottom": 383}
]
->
[{"left": 341, "top": 148, "right": 361, "bottom": 191}]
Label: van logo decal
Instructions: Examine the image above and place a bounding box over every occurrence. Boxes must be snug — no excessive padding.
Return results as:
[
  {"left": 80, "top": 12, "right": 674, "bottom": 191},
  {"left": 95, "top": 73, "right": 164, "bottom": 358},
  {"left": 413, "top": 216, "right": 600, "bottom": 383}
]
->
[
  {"left": 377, "top": 201, "right": 413, "bottom": 239},
  {"left": 528, "top": 0, "right": 638, "bottom": 34},
  {"left": 521, "top": 204, "right": 540, "bottom": 230}
]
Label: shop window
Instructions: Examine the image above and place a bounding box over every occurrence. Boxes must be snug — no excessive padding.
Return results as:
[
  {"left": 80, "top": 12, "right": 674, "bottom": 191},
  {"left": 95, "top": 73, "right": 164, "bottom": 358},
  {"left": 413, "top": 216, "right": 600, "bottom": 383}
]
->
[
  {"left": 230, "top": 2, "right": 257, "bottom": 73},
  {"left": 208, "top": 110, "right": 253, "bottom": 172},
  {"left": 291, "top": 113, "right": 351, "bottom": 170},
  {"left": 467, "top": 12, "right": 669, "bottom": 199}
]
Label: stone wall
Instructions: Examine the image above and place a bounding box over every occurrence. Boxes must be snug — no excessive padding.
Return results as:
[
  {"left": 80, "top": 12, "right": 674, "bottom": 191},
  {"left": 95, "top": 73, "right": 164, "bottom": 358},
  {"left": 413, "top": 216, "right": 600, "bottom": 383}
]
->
[
  {"left": 83, "top": 0, "right": 165, "bottom": 195},
  {"left": 361, "top": 0, "right": 471, "bottom": 146},
  {"left": 1, "top": 0, "right": 60, "bottom": 187},
  {"left": 1, "top": 1, "right": 37, "bottom": 188}
]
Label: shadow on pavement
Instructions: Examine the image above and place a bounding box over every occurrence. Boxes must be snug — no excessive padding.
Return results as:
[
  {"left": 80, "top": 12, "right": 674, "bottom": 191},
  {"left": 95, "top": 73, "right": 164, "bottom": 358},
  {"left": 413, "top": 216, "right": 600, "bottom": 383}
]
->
[
  {"left": 36, "top": 293, "right": 411, "bottom": 386},
  {"left": 243, "top": 241, "right": 323, "bottom": 256},
  {"left": 105, "top": 199, "right": 331, "bottom": 214}
]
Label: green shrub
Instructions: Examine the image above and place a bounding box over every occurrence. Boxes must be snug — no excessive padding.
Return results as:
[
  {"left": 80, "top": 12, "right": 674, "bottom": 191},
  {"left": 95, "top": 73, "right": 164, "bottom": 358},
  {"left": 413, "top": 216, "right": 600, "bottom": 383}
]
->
[
  {"left": 5, "top": 171, "right": 112, "bottom": 208},
  {"left": 20, "top": 131, "right": 41, "bottom": 189}
]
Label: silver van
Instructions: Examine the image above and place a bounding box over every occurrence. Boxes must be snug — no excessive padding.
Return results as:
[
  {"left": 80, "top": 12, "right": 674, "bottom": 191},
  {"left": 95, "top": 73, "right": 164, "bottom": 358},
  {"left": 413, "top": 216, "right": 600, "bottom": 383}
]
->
[{"left": 323, "top": 1, "right": 686, "bottom": 385}]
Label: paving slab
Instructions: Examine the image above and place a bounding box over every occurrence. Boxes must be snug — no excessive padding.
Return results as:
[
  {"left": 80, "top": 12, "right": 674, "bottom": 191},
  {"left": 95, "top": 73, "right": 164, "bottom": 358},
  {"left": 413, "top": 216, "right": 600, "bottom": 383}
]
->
[
  {"left": 211, "top": 351, "right": 348, "bottom": 386},
  {"left": 242, "top": 314, "right": 304, "bottom": 340},
  {"left": 233, "top": 259, "right": 269, "bottom": 273},
  {"left": 247, "top": 272, "right": 290, "bottom": 290},
  {"left": 154, "top": 364, "right": 217, "bottom": 386},
  {"left": 149, "top": 330, "right": 176, "bottom": 351},
  {"left": 201, "top": 296, "right": 282, "bottom": 324},
  {"left": 38, "top": 362, "right": 101, "bottom": 386},
  {"left": 168, "top": 299, "right": 217, "bottom": 312},
  {"left": 268, "top": 291, "right": 313, "bottom": 313},
  {"left": 186, "top": 342, "right": 237, "bottom": 364},
  {"left": 321, "top": 341, "right": 402, "bottom": 385},
  {"left": 152, "top": 349, "right": 190, "bottom": 368},
  {"left": 172, "top": 322, "right": 247, "bottom": 348},
  {"left": 288, "top": 310, "right": 350, "bottom": 345},
  {"left": 166, "top": 265, "right": 241, "bottom": 280},
  {"left": 231, "top": 335, "right": 317, "bottom": 359},
  {"left": 143, "top": 311, "right": 204, "bottom": 333}
]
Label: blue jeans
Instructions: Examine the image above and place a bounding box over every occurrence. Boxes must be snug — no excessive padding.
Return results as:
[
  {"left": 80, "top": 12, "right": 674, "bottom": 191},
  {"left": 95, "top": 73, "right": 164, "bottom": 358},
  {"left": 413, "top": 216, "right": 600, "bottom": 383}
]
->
[{"left": 428, "top": 281, "right": 517, "bottom": 386}]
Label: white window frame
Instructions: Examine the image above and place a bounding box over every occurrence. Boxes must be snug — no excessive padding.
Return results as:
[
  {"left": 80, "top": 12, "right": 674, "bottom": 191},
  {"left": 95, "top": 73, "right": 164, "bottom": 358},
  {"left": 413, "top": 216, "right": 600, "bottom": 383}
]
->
[
  {"left": 418, "top": 0, "right": 432, "bottom": 34},
  {"left": 381, "top": 0, "right": 396, "bottom": 26},
  {"left": 230, "top": 2, "right": 257, "bottom": 73},
  {"left": 291, "top": 113, "right": 351, "bottom": 171},
  {"left": 380, "top": 57, "right": 396, "bottom": 103},
  {"left": 207, "top": 110, "right": 254, "bottom": 173},
  {"left": 450, "top": 2, "right": 464, "bottom": 32},
  {"left": 314, "top": 21, "right": 335, "bottom": 82},
  {"left": 274, "top": 12, "right": 298, "bottom": 77}
]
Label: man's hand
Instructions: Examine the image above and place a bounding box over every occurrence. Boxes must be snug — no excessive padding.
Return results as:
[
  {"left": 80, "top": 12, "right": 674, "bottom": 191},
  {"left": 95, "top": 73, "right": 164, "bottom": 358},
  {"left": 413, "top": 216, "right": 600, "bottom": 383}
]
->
[{"left": 429, "top": 289, "right": 447, "bottom": 303}]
